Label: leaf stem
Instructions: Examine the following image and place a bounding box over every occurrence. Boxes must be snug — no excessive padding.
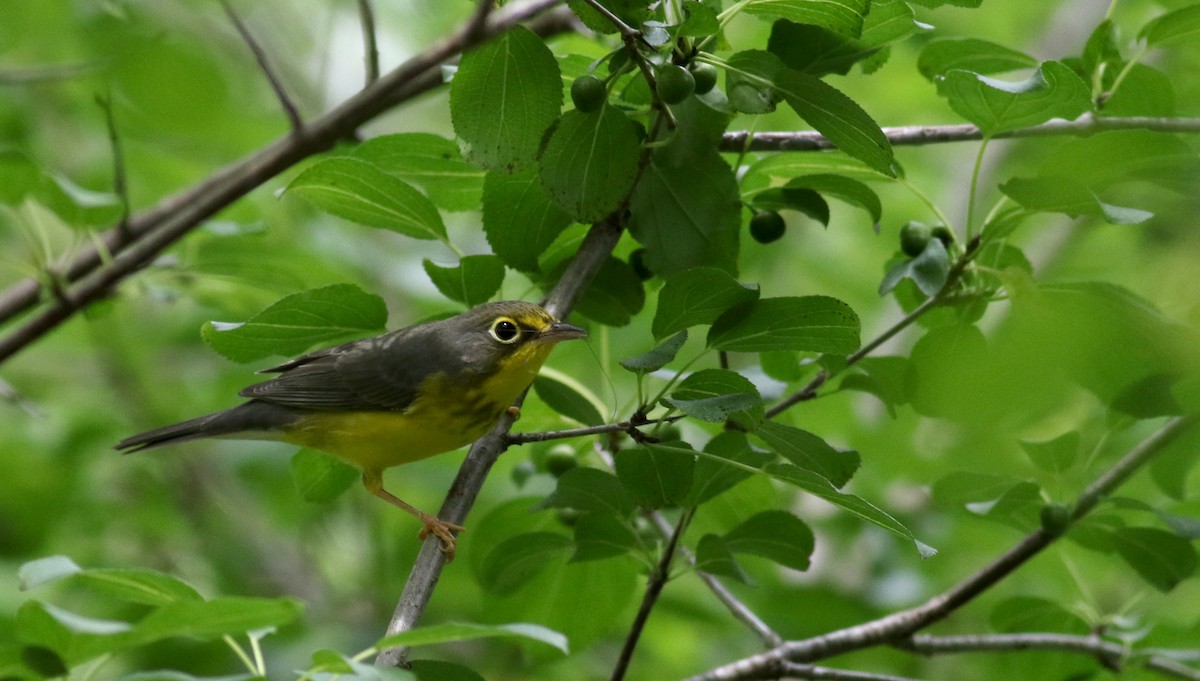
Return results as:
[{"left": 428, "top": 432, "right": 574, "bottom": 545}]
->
[{"left": 965, "top": 136, "right": 991, "bottom": 240}]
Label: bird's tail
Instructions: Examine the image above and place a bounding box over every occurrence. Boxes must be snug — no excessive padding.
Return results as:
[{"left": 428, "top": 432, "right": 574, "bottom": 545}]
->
[{"left": 115, "top": 402, "right": 298, "bottom": 453}]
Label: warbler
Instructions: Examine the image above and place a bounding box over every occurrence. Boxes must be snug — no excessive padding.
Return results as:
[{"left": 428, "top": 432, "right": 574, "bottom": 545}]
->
[{"left": 116, "top": 300, "right": 587, "bottom": 558}]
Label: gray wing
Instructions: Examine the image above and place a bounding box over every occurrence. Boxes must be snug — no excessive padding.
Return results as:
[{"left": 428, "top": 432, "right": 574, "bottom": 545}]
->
[{"left": 239, "top": 325, "right": 459, "bottom": 412}]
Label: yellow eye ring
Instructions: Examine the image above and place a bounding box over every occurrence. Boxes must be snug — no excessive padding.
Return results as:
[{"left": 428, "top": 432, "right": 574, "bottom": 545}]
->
[{"left": 489, "top": 317, "right": 521, "bottom": 344}]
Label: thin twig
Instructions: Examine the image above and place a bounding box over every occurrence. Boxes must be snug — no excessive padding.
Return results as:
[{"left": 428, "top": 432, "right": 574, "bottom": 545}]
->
[
  {"left": 94, "top": 91, "right": 132, "bottom": 239},
  {"left": 219, "top": 0, "right": 304, "bottom": 132},
  {"left": 781, "top": 663, "right": 926, "bottom": 681},
  {"left": 0, "top": 61, "right": 105, "bottom": 84},
  {"left": 506, "top": 415, "right": 684, "bottom": 445},
  {"left": 612, "top": 509, "right": 694, "bottom": 681},
  {"left": 465, "top": 0, "right": 497, "bottom": 41},
  {"left": 356, "top": 0, "right": 380, "bottom": 86},
  {"left": 904, "top": 633, "right": 1200, "bottom": 681},
  {"left": 680, "top": 417, "right": 1197, "bottom": 681}
]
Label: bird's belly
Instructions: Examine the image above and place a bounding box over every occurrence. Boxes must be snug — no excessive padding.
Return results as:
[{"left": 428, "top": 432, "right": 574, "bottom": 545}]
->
[{"left": 279, "top": 391, "right": 504, "bottom": 473}]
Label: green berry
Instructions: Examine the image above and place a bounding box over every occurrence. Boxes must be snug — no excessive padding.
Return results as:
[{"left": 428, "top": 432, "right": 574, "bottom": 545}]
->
[
  {"left": 689, "top": 62, "right": 718, "bottom": 95},
  {"left": 655, "top": 65, "right": 695, "bottom": 105},
  {"left": 629, "top": 248, "right": 653, "bottom": 281},
  {"left": 1040, "top": 503, "right": 1072, "bottom": 537},
  {"left": 571, "top": 75, "right": 607, "bottom": 112},
  {"left": 749, "top": 211, "right": 786, "bottom": 244},
  {"left": 544, "top": 444, "right": 579, "bottom": 477},
  {"left": 900, "top": 221, "right": 933, "bottom": 257},
  {"left": 932, "top": 225, "right": 955, "bottom": 249}
]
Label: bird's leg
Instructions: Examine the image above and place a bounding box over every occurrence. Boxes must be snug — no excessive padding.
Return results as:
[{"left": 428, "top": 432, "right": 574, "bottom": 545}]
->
[{"left": 361, "top": 471, "right": 464, "bottom": 560}]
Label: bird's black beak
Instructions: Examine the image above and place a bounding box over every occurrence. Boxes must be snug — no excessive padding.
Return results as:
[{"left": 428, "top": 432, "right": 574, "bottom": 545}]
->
[{"left": 541, "top": 321, "right": 588, "bottom": 342}]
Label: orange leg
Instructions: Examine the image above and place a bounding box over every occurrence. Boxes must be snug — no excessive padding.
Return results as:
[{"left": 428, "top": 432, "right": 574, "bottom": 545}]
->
[{"left": 362, "top": 471, "right": 464, "bottom": 560}]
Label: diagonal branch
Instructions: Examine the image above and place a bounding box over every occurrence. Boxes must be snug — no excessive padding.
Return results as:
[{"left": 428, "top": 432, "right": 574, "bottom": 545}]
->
[
  {"left": 0, "top": 0, "right": 571, "bottom": 367},
  {"left": 680, "top": 416, "right": 1197, "bottom": 681}
]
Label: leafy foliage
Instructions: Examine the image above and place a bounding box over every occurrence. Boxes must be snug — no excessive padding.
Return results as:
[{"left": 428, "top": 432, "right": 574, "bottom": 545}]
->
[{"left": 3, "top": 1, "right": 1200, "bottom": 681}]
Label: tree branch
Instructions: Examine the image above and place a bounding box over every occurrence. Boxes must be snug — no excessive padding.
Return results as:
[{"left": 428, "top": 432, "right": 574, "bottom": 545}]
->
[
  {"left": 718, "top": 116, "right": 1200, "bottom": 153},
  {"left": 903, "top": 633, "right": 1200, "bottom": 681},
  {"left": 219, "top": 0, "right": 304, "bottom": 133},
  {"left": 0, "top": 0, "right": 570, "bottom": 367},
  {"left": 506, "top": 415, "right": 684, "bottom": 445},
  {"left": 680, "top": 416, "right": 1197, "bottom": 681},
  {"left": 780, "top": 663, "right": 925, "bottom": 681}
]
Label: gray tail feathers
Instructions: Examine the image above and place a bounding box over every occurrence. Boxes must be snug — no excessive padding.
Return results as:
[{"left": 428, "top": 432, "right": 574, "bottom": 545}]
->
[{"left": 115, "top": 402, "right": 300, "bottom": 453}]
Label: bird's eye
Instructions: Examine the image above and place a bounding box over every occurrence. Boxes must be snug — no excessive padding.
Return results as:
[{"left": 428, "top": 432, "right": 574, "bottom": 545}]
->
[{"left": 490, "top": 318, "right": 521, "bottom": 343}]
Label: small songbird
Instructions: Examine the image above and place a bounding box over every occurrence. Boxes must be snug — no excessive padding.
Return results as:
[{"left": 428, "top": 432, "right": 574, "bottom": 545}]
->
[{"left": 116, "top": 300, "right": 587, "bottom": 559}]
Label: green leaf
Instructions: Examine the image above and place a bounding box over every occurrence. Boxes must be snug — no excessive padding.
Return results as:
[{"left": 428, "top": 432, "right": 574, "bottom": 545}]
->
[
  {"left": 839, "top": 356, "right": 914, "bottom": 415},
  {"left": 708, "top": 296, "right": 861, "bottom": 354},
  {"left": 769, "top": 3, "right": 922, "bottom": 77},
  {"left": 74, "top": 569, "right": 203, "bottom": 608},
  {"left": 724, "top": 50, "right": 785, "bottom": 114},
  {"left": 1111, "top": 526, "right": 1197, "bottom": 592},
  {"left": 629, "top": 150, "right": 741, "bottom": 277},
  {"left": 763, "top": 462, "right": 933, "bottom": 556},
  {"left": 35, "top": 173, "right": 123, "bottom": 226},
  {"left": 999, "top": 176, "right": 1154, "bottom": 225},
  {"left": 1036, "top": 131, "right": 1200, "bottom": 195},
  {"left": 285, "top": 157, "right": 447, "bottom": 240},
  {"left": 450, "top": 25, "right": 562, "bottom": 171},
  {"left": 482, "top": 168, "right": 573, "bottom": 273},
  {"left": 620, "top": 330, "right": 689, "bottom": 374},
  {"left": 744, "top": 0, "right": 869, "bottom": 38},
  {"left": 0, "top": 149, "right": 40, "bottom": 204},
  {"left": 571, "top": 512, "right": 640, "bottom": 562},
  {"left": 291, "top": 448, "right": 359, "bottom": 503},
  {"left": 744, "top": 150, "right": 897, "bottom": 185},
  {"left": 657, "top": 262, "right": 758, "bottom": 340},
  {"left": 1139, "top": 5, "right": 1200, "bottom": 48},
  {"left": 18, "top": 556, "right": 81, "bottom": 591},
  {"left": 879, "top": 238, "right": 951, "bottom": 297},
  {"left": 569, "top": 256, "right": 646, "bottom": 326},
  {"left": 537, "top": 467, "right": 636, "bottom": 517},
  {"left": 917, "top": 39, "right": 1036, "bottom": 80},
  {"left": 722, "top": 510, "right": 814, "bottom": 572},
  {"left": 422, "top": 255, "right": 506, "bottom": 308},
  {"left": 538, "top": 104, "right": 641, "bottom": 223},
  {"left": 133, "top": 597, "right": 303, "bottom": 641},
  {"left": 533, "top": 375, "right": 604, "bottom": 427},
  {"left": 934, "top": 61, "right": 1091, "bottom": 136},
  {"left": 774, "top": 69, "right": 895, "bottom": 176},
  {"left": 677, "top": 1, "right": 721, "bottom": 36},
  {"left": 932, "top": 472, "right": 1042, "bottom": 531},
  {"left": 1019, "top": 432, "right": 1079, "bottom": 474},
  {"left": 376, "top": 622, "right": 568, "bottom": 654},
  {"left": 409, "top": 660, "right": 484, "bottom": 681},
  {"left": 778, "top": 174, "right": 882, "bottom": 226},
  {"left": 615, "top": 443, "right": 696, "bottom": 509},
  {"left": 352, "top": 133, "right": 485, "bottom": 212},
  {"left": 750, "top": 186, "right": 828, "bottom": 225},
  {"left": 755, "top": 421, "right": 859, "bottom": 488},
  {"left": 201, "top": 284, "right": 387, "bottom": 363},
  {"left": 477, "top": 532, "right": 573, "bottom": 595},
  {"left": 990, "top": 596, "right": 1090, "bottom": 634},
  {"left": 688, "top": 432, "right": 774, "bottom": 506},
  {"left": 695, "top": 535, "right": 750, "bottom": 583},
  {"left": 666, "top": 369, "right": 764, "bottom": 429}
]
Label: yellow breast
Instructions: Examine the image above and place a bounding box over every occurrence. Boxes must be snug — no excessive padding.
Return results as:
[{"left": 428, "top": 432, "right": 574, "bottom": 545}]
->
[{"left": 279, "top": 340, "right": 555, "bottom": 473}]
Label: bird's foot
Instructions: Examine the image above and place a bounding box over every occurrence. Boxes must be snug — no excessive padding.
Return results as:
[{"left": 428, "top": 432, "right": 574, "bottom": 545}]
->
[{"left": 417, "top": 514, "right": 466, "bottom": 561}]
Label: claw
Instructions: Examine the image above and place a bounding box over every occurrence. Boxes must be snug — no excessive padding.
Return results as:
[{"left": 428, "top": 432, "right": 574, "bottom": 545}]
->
[{"left": 417, "top": 514, "right": 466, "bottom": 561}]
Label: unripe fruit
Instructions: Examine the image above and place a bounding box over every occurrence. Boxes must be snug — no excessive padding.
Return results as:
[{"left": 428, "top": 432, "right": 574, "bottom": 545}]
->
[
  {"left": 749, "top": 211, "right": 786, "bottom": 244},
  {"left": 1040, "top": 503, "right": 1072, "bottom": 537},
  {"left": 656, "top": 65, "right": 695, "bottom": 104},
  {"left": 689, "top": 62, "right": 718, "bottom": 95},
  {"left": 544, "top": 444, "right": 579, "bottom": 477},
  {"left": 932, "top": 225, "right": 955, "bottom": 249},
  {"left": 900, "top": 221, "right": 932, "bottom": 257},
  {"left": 571, "top": 75, "right": 607, "bottom": 112}
]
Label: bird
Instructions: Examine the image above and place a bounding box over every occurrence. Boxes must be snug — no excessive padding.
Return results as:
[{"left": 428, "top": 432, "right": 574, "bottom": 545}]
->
[{"left": 115, "top": 300, "right": 587, "bottom": 559}]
